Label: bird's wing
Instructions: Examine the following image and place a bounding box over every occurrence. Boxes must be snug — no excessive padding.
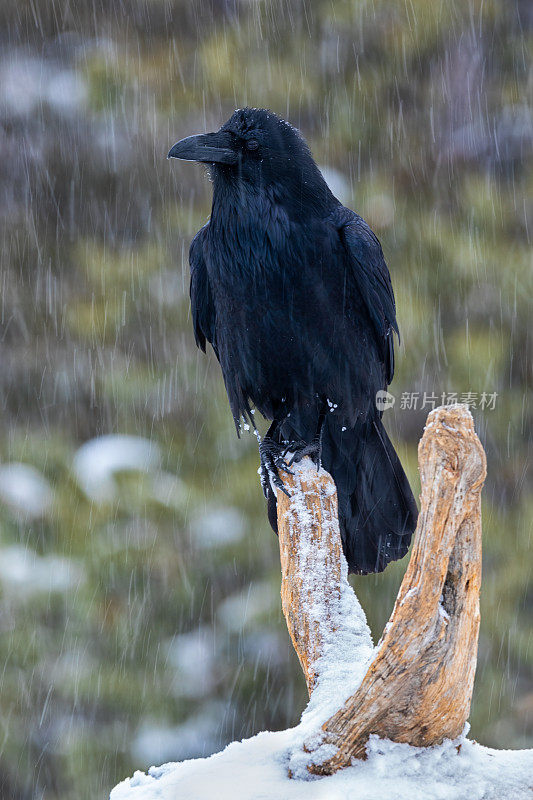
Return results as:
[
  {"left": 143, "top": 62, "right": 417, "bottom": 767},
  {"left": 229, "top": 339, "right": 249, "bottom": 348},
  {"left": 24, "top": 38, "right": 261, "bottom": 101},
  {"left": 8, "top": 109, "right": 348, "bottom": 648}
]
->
[
  {"left": 333, "top": 206, "right": 398, "bottom": 384},
  {"left": 189, "top": 225, "right": 217, "bottom": 356}
]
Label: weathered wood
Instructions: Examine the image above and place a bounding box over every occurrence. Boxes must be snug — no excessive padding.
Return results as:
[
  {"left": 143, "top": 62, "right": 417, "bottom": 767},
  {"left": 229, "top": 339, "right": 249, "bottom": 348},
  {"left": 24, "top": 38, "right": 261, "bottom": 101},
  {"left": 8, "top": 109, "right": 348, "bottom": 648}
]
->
[
  {"left": 276, "top": 404, "right": 486, "bottom": 775},
  {"left": 276, "top": 460, "right": 344, "bottom": 695}
]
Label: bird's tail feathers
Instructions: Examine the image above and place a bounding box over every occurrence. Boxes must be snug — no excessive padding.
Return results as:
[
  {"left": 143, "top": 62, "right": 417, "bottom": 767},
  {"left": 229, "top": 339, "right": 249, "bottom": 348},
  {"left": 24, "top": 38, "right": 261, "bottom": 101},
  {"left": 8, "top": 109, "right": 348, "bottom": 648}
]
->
[
  {"left": 270, "top": 413, "right": 418, "bottom": 574},
  {"left": 326, "top": 418, "right": 417, "bottom": 573}
]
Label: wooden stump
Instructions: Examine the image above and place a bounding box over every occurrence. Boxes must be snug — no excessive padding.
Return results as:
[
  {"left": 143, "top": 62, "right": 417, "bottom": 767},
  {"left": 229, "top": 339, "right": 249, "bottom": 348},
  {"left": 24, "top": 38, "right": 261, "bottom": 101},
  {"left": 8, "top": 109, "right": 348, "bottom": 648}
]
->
[
  {"left": 276, "top": 404, "right": 487, "bottom": 775},
  {"left": 276, "top": 460, "right": 345, "bottom": 695}
]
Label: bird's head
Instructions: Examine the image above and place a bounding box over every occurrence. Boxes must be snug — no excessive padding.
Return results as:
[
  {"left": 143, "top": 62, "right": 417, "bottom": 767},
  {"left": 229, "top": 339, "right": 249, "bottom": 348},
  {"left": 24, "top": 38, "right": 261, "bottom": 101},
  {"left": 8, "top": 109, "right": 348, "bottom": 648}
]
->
[{"left": 168, "top": 108, "right": 334, "bottom": 212}]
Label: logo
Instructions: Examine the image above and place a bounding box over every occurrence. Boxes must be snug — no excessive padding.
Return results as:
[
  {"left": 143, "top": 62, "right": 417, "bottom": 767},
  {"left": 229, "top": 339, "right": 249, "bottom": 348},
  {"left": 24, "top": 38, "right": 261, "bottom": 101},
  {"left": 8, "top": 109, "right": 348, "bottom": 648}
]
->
[{"left": 375, "top": 390, "right": 395, "bottom": 411}]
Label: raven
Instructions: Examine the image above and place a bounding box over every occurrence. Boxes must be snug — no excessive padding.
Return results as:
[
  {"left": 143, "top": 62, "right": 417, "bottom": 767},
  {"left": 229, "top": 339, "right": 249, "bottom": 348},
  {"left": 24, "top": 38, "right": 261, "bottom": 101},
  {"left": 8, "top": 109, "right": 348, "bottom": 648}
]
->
[{"left": 168, "top": 108, "right": 418, "bottom": 574}]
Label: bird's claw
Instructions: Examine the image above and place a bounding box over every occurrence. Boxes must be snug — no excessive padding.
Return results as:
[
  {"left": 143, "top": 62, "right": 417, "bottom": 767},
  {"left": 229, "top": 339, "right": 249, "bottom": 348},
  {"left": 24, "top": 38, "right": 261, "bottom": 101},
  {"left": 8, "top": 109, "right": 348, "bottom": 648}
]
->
[
  {"left": 259, "top": 438, "right": 292, "bottom": 498},
  {"left": 285, "top": 438, "right": 322, "bottom": 472}
]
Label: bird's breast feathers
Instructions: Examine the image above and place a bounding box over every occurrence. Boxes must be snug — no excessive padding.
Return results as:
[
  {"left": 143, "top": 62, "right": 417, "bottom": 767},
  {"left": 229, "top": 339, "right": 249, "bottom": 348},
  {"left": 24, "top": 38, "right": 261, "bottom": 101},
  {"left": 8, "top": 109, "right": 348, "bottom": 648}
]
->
[{"left": 206, "top": 203, "right": 336, "bottom": 291}]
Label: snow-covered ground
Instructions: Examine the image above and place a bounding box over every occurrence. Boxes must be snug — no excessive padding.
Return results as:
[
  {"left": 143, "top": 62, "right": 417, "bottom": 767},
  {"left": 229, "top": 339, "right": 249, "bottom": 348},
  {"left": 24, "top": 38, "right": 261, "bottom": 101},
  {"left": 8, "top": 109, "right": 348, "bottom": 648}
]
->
[{"left": 112, "top": 726, "right": 532, "bottom": 800}]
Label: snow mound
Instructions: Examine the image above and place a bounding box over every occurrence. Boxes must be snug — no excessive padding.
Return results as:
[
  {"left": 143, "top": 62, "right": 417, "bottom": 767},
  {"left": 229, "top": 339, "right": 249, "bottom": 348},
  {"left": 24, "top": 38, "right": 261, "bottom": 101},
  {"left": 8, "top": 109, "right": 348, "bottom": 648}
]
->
[{"left": 111, "top": 727, "right": 533, "bottom": 800}]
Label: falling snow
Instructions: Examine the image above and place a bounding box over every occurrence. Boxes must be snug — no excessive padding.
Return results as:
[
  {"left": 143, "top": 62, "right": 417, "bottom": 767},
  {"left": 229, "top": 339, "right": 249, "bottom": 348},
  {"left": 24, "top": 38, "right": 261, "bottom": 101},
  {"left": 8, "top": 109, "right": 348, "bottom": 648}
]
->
[{"left": 0, "top": 1, "right": 530, "bottom": 797}]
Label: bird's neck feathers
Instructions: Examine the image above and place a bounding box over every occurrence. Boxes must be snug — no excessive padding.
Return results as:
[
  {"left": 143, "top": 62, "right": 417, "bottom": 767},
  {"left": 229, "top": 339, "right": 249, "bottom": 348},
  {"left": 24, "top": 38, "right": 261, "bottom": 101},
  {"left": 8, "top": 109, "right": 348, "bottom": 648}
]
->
[{"left": 210, "top": 165, "right": 336, "bottom": 226}]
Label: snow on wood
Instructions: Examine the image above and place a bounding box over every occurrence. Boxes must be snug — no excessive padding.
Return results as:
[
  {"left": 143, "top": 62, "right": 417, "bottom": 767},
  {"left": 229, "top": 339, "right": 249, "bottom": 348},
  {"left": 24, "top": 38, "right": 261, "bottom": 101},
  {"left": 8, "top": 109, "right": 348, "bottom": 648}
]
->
[{"left": 275, "top": 457, "right": 373, "bottom": 696}]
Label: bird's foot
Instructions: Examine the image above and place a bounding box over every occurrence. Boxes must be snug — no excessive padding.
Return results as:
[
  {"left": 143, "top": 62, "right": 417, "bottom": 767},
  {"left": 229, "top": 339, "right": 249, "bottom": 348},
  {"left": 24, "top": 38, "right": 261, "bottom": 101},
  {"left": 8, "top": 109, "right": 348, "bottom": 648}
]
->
[
  {"left": 284, "top": 438, "right": 322, "bottom": 472},
  {"left": 259, "top": 437, "right": 292, "bottom": 499}
]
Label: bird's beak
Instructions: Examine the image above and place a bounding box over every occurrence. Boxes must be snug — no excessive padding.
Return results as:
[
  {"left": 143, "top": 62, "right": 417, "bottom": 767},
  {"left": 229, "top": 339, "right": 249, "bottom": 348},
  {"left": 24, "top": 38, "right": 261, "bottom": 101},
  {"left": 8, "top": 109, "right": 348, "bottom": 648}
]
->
[{"left": 167, "top": 132, "right": 238, "bottom": 165}]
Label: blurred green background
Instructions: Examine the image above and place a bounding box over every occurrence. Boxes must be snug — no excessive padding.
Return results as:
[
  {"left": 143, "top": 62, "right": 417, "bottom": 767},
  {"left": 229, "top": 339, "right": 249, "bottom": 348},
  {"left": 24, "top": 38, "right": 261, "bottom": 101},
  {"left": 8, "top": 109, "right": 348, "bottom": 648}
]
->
[{"left": 0, "top": 0, "right": 531, "bottom": 797}]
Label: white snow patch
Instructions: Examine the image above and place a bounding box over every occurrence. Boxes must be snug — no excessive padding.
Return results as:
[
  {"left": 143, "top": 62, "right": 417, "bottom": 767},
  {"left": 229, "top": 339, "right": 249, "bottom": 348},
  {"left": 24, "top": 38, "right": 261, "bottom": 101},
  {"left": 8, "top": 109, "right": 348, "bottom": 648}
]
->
[
  {"left": 165, "top": 626, "right": 217, "bottom": 699},
  {"left": 320, "top": 166, "right": 351, "bottom": 205},
  {"left": 0, "top": 55, "right": 87, "bottom": 116},
  {"left": 190, "top": 507, "right": 246, "bottom": 549},
  {"left": 0, "top": 462, "right": 53, "bottom": 519},
  {"left": 242, "top": 630, "right": 287, "bottom": 668},
  {"left": 0, "top": 545, "right": 84, "bottom": 596},
  {"left": 217, "top": 581, "right": 276, "bottom": 633},
  {"left": 73, "top": 435, "right": 161, "bottom": 501},
  {"left": 150, "top": 471, "right": 187, "bottom": 510},
  {"left": 400, "top": 586, "right": 419, "bottom": 605},
  {"left": 130, "top": 702, "right": 229, "bottom": 767}
]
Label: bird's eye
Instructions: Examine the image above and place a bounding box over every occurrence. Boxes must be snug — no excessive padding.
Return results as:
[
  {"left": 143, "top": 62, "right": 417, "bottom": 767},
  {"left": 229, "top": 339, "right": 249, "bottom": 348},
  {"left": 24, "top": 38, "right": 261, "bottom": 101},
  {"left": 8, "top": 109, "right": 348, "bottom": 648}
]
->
[{"left": 246, "top": 139, "right": 259, "bottom": 151}]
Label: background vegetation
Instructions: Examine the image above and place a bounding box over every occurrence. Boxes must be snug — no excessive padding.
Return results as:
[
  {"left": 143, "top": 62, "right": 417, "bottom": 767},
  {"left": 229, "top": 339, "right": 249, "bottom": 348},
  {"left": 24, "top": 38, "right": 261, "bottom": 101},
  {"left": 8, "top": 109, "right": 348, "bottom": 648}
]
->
[{"left": 0, "top": 0, "right": 531, "bottom": 797}]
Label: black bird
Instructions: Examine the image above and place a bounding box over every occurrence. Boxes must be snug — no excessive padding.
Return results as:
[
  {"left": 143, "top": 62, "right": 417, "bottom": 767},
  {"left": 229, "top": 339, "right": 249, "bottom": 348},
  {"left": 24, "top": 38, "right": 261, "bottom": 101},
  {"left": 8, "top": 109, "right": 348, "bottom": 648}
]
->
[{"left": 168, "top": 108, "right": 418, "bottom": 574}]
